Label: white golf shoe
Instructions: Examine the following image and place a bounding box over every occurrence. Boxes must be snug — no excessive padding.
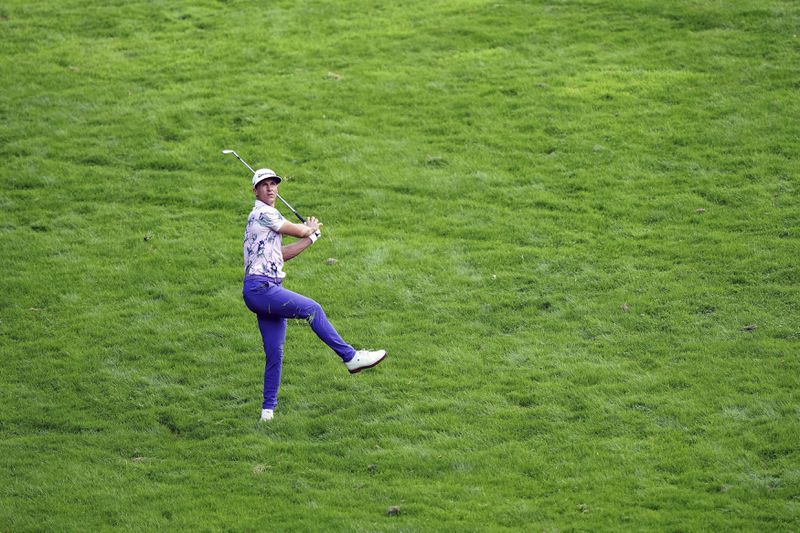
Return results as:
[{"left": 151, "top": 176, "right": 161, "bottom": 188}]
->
[
  {"left": 260, "top": 409, "right": 274, "bottom": 421},
  {"left": 344, "top": 349, "right": 387, "bottom": 374}
]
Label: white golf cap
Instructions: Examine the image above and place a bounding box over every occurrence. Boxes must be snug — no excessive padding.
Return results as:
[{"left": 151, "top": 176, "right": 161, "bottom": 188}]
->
[{"left": 252, "top": 168, "right": 282, "bottom": 187}]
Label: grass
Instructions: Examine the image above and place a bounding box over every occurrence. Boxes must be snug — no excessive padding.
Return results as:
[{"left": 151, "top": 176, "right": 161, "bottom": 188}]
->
[{"left": 1, "top": 0, "right": 799, "bottom": 530}]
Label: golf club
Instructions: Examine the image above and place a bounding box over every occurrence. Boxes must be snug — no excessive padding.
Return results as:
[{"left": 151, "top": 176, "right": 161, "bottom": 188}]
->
[{"left": 222, "top": 149, "right": 307, "bottom": 223}]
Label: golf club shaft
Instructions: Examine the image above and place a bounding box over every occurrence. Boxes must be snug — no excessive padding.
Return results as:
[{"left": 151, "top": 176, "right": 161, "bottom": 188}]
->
[
  {"left": 228, "top": 151, "right": 255, "bottom": 173},
  {"left": 276, "top": 194, "right": 305, "bottom": 224},
  {"left": 222, "top": 149, "right": 306, "bottom": 223}
]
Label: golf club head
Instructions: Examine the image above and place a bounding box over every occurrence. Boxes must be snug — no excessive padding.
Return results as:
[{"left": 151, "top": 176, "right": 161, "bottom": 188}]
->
[{"left": 222, "top": 149, "right": 255, "bottom": 173}]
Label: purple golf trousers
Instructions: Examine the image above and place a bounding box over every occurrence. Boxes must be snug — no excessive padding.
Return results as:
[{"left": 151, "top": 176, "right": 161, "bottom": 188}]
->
[{"left": 242, "top": 275, "right": 356, "bottom": 409}]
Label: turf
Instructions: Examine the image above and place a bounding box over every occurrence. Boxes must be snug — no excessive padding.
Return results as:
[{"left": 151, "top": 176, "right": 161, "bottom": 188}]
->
[{"left": 1, "top": 0, "right": 799, "bottom": 530}]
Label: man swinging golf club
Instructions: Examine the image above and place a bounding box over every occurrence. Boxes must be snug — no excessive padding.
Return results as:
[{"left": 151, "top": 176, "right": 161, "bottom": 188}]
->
[{"left": 241, "top": 168, "right": 386, "bottom": 422}]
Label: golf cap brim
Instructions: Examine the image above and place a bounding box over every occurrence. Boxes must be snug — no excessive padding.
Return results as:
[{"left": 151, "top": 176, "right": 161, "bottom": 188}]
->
[{"left": 253, "top": 168, "right": 282, "bottom": 187}]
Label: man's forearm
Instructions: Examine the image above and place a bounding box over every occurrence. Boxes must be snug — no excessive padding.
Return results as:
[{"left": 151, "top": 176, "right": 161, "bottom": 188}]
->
[{"left": 282, "top": 237, "right": 315, "bottom": 261}]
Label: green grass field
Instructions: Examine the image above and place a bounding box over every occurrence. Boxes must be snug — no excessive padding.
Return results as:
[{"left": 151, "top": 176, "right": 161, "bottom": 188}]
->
[{"left": 2, "top": 0, "right": 799, "bottom": 530}]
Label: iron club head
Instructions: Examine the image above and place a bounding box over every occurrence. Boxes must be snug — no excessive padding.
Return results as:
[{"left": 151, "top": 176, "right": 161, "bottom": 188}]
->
[{"left": 222, "top": 149, "right": 255, "bottom": 173}]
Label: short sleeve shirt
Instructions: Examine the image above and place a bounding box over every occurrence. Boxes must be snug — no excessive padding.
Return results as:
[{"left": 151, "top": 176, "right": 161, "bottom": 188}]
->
[{"left": 244, "top": 200, "right": 286, "bottom": 278}]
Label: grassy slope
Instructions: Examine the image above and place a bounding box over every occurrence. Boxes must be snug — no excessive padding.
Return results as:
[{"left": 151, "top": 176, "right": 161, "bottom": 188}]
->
[{"left": 1, "top": 0, "right": 798, "bottom": 530}]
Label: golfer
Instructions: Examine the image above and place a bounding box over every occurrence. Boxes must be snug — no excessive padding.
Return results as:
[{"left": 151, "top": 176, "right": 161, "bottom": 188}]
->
[{"left": 242, "top": 168, "right": 386, "bottom": 421}]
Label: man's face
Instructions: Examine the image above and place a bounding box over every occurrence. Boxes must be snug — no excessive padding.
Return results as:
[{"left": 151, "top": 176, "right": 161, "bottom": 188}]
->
[{"left": 254, "top": 178, "right": 280, "bottom": 206}]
